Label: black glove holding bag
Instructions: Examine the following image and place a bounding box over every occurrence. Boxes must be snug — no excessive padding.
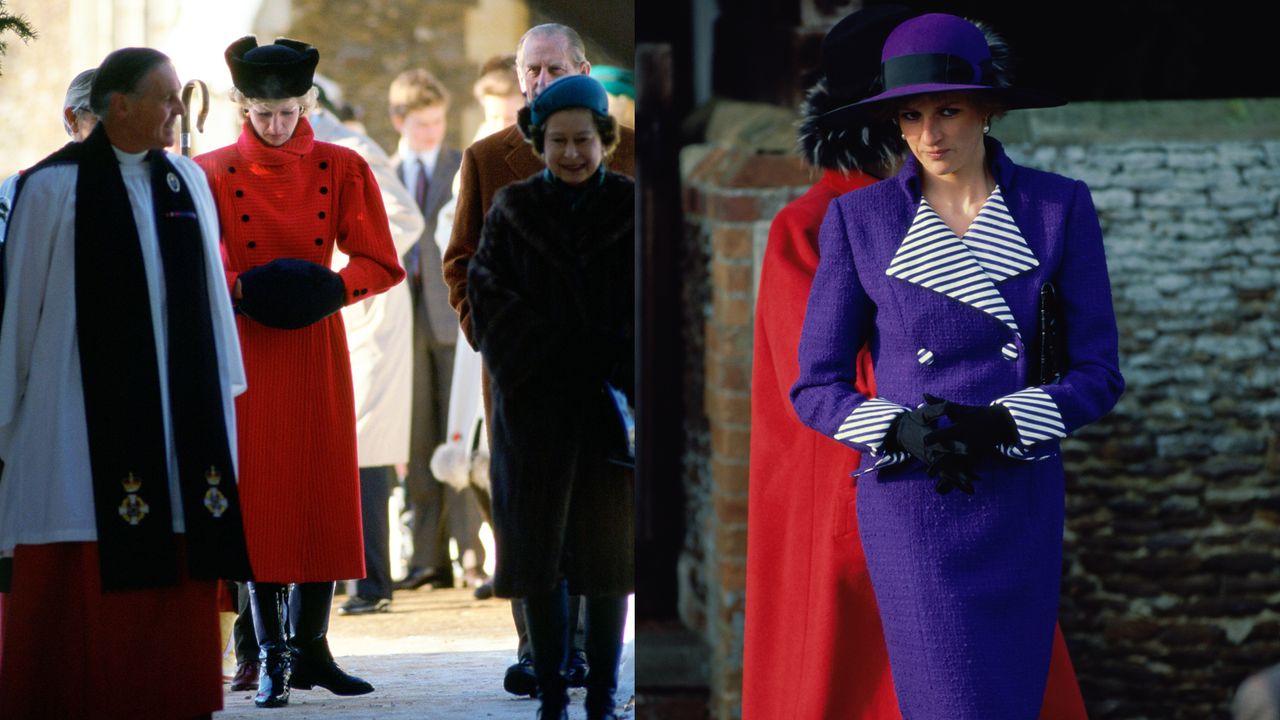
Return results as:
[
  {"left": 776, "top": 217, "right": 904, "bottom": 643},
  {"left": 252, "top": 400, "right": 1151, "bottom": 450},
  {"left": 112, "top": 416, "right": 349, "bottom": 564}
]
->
[
  {"left": 883, "top": 398, "right": 949, "bottom": 467},
  {"left": 882, "top": 396, "right": 986, "bottom": 496},
  {"left": 237, "top": 258, "right": 347, "bottom": 330},
  {"left": 922, "top": 393, "right": 1019, "bottom": 457}
]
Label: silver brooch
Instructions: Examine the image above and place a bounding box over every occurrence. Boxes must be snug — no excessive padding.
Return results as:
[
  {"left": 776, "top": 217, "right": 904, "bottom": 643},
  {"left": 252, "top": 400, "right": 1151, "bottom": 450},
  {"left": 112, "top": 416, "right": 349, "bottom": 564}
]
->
[{"left": 167, "top": 172, "right": 180, "bottom": 193}]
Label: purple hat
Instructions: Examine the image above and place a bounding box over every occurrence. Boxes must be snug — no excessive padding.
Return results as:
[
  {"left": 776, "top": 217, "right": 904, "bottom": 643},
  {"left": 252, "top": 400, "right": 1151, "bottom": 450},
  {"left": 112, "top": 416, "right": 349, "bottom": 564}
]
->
[{"left": 820, "top": 13, "right": 1064, "bottom": 124}]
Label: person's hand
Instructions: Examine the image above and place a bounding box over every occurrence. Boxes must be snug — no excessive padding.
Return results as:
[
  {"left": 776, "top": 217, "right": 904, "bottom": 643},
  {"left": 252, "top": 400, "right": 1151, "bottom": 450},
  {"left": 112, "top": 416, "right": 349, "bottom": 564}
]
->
[
  {"left": 883, "top": 397, "right": 949, "bottom": 466},
  {"left": 922, "top": 393, "right": 1018, "bottom": 456}
]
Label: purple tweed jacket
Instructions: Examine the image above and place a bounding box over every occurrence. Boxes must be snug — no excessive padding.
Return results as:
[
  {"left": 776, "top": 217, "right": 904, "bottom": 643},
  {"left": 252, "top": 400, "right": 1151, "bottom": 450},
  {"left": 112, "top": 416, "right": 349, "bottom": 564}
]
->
[{"left": 791, "top": 137, "right": 1123, "bottom": 719}]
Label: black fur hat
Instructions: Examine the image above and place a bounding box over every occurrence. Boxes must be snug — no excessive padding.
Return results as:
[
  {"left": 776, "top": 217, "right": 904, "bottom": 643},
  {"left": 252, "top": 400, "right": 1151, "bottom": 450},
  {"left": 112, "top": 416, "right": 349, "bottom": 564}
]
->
[
  {"left": 799, "top": 6, "right": 916, "bottom": 173},
  {"left": 225, "top": 36, "right": 319, "bottom": 99},
  {"left": 799, "top": 12, "right": 1014, "bottom": 174}
]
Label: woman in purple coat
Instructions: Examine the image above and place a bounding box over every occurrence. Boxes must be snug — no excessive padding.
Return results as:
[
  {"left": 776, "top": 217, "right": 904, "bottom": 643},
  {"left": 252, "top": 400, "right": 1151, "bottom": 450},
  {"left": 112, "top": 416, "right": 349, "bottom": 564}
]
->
[{"left": 790, "top": 13, "right": 1124, "bottom": 719}]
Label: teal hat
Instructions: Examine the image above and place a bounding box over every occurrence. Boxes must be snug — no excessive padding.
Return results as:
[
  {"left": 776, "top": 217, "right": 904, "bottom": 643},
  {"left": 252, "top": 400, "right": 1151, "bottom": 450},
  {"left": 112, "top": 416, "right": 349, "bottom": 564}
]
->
[
  {"left": 590, "top": 65, "right": 634, "bottom": 99},
  {"left": 529, "top": 75, "right": 609, "bottom": 128}
]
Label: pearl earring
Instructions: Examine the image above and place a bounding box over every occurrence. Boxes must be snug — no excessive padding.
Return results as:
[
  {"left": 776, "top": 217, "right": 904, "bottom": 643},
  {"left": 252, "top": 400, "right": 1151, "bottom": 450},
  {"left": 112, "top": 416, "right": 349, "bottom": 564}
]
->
[{"left": 983, "top": 123, "right": 991, "bottom": 134}]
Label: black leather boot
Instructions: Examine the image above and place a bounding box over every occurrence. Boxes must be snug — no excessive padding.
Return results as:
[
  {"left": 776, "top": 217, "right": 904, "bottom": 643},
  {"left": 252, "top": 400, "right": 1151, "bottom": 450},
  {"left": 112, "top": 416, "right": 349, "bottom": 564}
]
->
[
  {"left": 287, "top": 581, "right": 374, "bottom": 695},
  {"left": 248, "top": 582, "right": 291, "bottom": 708},
  {"left": 523, "top": 581, "right": 570, "bottom": 719},
  {"left": 583, "top": 594, "right": 628, "bottom": 720}
]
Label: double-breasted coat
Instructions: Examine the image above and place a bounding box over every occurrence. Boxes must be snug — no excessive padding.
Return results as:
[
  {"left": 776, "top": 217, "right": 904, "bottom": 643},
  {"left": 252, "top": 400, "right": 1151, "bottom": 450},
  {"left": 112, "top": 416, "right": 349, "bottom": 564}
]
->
[
  {"left": 195, "top": 118, "right": 405, "bottom": 583},
  {"left": 791, "top": 139, "right": 1123, "bottom": 719},
  {"left": 748, "top": 169, "right": 1089, "bottom": 720},
  {"left": 467, "top": 170, "right": 635, "bottom": 599}
]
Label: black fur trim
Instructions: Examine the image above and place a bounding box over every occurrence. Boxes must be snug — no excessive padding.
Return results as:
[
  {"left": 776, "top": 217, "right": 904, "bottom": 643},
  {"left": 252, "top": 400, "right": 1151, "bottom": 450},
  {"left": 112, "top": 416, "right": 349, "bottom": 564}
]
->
[
  {"left": 972, "top": 20, "right": 1014, "bottom": 89},
  {"left": 516, "top": 105, "right": 535, "bottom": 141},
  {"left": 797, "top": 76, "right": 904, "bottom": 174}
]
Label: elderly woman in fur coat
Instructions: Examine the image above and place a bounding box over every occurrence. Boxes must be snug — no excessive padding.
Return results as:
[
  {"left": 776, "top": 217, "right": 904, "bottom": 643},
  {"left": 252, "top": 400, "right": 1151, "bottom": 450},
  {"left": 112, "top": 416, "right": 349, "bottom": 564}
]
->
[
  {"left": 745, "top": 8, "right": 1090, "bottom": 720},
  {"left": 467, "top": 74, "right": 633, "bottom": 720}
]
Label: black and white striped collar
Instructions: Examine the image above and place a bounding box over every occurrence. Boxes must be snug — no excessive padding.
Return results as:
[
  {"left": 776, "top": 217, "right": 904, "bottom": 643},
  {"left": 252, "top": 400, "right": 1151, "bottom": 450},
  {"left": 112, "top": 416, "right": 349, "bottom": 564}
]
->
[{"left": 885, "top": 184, "right": 1036, "bottom": 337}]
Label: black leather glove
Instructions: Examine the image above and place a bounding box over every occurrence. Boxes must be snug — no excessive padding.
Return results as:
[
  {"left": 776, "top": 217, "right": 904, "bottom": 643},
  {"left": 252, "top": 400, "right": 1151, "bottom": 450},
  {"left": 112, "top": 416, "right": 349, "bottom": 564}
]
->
[
  {"left": 921, "top": 393, "right": 1019, "bottom": 456},
  {"left": 883, "top": 398, "right": 950, "bottom": 466},
  {"left": 927, "top": 453, "right": 979, "bottom": 495},
  {"left": 237, "top": 258, "right": 346, "bottom": 330}
]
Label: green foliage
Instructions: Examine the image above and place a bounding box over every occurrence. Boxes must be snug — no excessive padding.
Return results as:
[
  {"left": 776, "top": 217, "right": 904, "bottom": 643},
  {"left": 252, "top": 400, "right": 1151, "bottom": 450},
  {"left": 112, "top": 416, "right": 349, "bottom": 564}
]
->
[{"left": 1, "top": 0, "right": 39, "bottom": 75}]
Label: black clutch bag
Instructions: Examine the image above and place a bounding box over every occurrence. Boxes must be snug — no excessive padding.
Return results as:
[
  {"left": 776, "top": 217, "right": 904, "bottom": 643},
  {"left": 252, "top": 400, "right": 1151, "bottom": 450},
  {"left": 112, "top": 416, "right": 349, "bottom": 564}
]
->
[{"left": 1035, "top": 282, "right": 1068, "bottom": 385}]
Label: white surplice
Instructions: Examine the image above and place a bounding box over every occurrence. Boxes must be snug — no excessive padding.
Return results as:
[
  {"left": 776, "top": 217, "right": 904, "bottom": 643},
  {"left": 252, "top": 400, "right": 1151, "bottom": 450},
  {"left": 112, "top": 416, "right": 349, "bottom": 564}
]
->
[
  {"left": 0, "top": 146, "right": 246, "bottom": 555},
  {"left": 313, "top": 109, "right": 421, "bottom": 468}
]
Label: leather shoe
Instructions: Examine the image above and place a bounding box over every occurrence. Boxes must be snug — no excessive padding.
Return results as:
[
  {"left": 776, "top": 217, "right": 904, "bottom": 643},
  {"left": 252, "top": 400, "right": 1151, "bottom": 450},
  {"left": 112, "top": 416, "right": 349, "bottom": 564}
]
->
[
  {"left": 503, "top": 656, "right": 539, "bottom": 697},
  {"left": 567, "top": 651, "right": 588, "bottom": 688},
  {"left": 338, "top": 595, "right": 390, "bottom": 615},
  {"left": 254, "top": 645, "right": 291, "bottom": 708},
  {"left": 393, "top": 567, "right": 453, "bottom": 591},
  {"left": 289, "top": 640, "right": 374, "bottom": 696},
  {"left": 472, "top": 579, "right": 495, "bottom": 600},
  {"left": 229, "top": 660, "right": 259, "bottom": 691}
]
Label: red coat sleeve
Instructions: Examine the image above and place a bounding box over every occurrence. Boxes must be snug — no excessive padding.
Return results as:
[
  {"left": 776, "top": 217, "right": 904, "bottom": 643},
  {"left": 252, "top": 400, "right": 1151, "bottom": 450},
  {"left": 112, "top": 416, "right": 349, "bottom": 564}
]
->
[{"left": 333, "top": 154, "right": 406, "bottom": 303}]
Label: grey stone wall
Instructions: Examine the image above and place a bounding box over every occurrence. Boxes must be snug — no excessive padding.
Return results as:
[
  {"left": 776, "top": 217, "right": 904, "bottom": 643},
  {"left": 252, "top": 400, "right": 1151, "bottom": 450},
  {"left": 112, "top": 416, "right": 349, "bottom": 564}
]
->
[{"left": 1003, "top": 137, "right": 1280, "bottom": 719}]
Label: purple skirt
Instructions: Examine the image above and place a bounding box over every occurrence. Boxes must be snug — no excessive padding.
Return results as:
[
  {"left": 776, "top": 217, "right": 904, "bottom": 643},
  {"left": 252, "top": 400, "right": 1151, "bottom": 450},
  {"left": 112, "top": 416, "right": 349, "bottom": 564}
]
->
[{"left": 857, "top": 452, "right": 1064, "bottom": 719}]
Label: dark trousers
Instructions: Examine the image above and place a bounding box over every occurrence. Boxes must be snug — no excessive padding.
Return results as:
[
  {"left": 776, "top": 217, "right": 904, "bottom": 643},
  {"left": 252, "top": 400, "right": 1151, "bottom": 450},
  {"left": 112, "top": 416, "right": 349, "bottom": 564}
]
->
[
  {"left": 405, "top": 324, "right": 462, "bottom": 576},
  {"left": 233, "top": 581, "right": 258, "bottom": 665},
  {"left": 348, "top": 465, "right": 392, "bottom": 600}
]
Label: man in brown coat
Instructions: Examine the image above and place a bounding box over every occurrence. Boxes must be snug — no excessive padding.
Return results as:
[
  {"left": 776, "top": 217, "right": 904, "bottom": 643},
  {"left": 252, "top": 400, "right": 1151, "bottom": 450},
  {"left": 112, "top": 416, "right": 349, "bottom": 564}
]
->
[{"left": 441, "top": 21, "right": 635, "bottom": 699}]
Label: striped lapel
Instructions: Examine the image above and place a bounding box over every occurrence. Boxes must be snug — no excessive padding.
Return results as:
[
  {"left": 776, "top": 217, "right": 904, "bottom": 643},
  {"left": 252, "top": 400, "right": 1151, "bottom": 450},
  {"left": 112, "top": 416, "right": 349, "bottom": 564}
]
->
[
  {"left": 885, "top": 186, "right": 1036, "bottom": 337},
  {"left": 960, "top": 188, "right": 1038, "bottom": 281}
]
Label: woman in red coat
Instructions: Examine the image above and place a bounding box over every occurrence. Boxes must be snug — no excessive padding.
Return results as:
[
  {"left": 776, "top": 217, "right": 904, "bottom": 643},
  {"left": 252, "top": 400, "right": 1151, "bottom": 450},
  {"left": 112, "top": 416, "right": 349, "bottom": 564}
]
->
[
  {"left": 195, "top": 36, "right": 404, "bottom": 708},
  {"left": 743, "top": 8, "right": 1088, "bottom": 719}
]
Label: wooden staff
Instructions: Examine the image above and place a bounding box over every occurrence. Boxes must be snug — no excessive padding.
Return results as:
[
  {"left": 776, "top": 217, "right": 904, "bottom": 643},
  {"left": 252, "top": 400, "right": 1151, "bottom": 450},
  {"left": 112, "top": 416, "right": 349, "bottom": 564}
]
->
[{"left": 180, "top": 79, "right": 209, "bottom": 157}]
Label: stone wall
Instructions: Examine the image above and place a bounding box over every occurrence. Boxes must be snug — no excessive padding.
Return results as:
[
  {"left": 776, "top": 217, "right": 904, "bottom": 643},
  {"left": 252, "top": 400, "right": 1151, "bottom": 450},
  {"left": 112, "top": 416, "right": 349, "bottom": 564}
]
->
[
  {"left": 290, "top": 0, "right": 523, "bottom": 155},
  {"left": 1002, "top": 137, "right": 1280, "bottom": 719},
  {"left": 677, "top": 99, "right": 1280, "bottom": 719}
]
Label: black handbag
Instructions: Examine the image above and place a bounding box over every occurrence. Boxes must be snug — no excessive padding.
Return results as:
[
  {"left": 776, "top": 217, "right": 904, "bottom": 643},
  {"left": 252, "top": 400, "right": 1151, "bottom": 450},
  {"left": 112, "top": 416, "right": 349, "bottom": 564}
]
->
[{"left": 1035, "top": 282, "right": 1068, "bottom": 385}]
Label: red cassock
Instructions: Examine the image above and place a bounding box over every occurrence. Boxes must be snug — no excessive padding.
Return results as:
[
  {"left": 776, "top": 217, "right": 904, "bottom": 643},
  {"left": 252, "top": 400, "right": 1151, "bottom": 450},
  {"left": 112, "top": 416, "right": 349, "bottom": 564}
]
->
[
  {"left": 743, "top": 169, "right": 1088, "bottom": 719},
  {"left": 195, "top": 118, "right": 404, "bottom": 583}
]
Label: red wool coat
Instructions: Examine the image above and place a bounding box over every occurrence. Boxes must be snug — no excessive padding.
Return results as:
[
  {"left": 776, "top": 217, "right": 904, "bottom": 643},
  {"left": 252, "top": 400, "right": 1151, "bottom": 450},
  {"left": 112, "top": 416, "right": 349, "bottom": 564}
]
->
[
  {"left": 743, "top": 169, "right": 1088, "bottom": 719},
  {"left": 195, "top": 118, "right": 404, "bottom": 583}
]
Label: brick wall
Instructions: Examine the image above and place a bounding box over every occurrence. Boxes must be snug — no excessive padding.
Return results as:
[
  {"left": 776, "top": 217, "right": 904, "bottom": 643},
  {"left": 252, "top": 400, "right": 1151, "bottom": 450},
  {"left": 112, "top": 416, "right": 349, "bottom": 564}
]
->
[
  {"left": 678, "top": 102, "right": 1280, "bottom": 719},
  {"left": 679, "top": 145, "right": 817, "bottom": 720}
]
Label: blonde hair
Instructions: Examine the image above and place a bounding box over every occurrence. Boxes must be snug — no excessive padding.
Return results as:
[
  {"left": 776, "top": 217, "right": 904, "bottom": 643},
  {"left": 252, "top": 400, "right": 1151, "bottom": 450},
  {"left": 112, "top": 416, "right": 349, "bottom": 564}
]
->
[
  {"left": 230, "top": 85, "right": 319, "bottom": 115},
  {"left": 388, "top": 68, "right": 451, "bottom": 119}
]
